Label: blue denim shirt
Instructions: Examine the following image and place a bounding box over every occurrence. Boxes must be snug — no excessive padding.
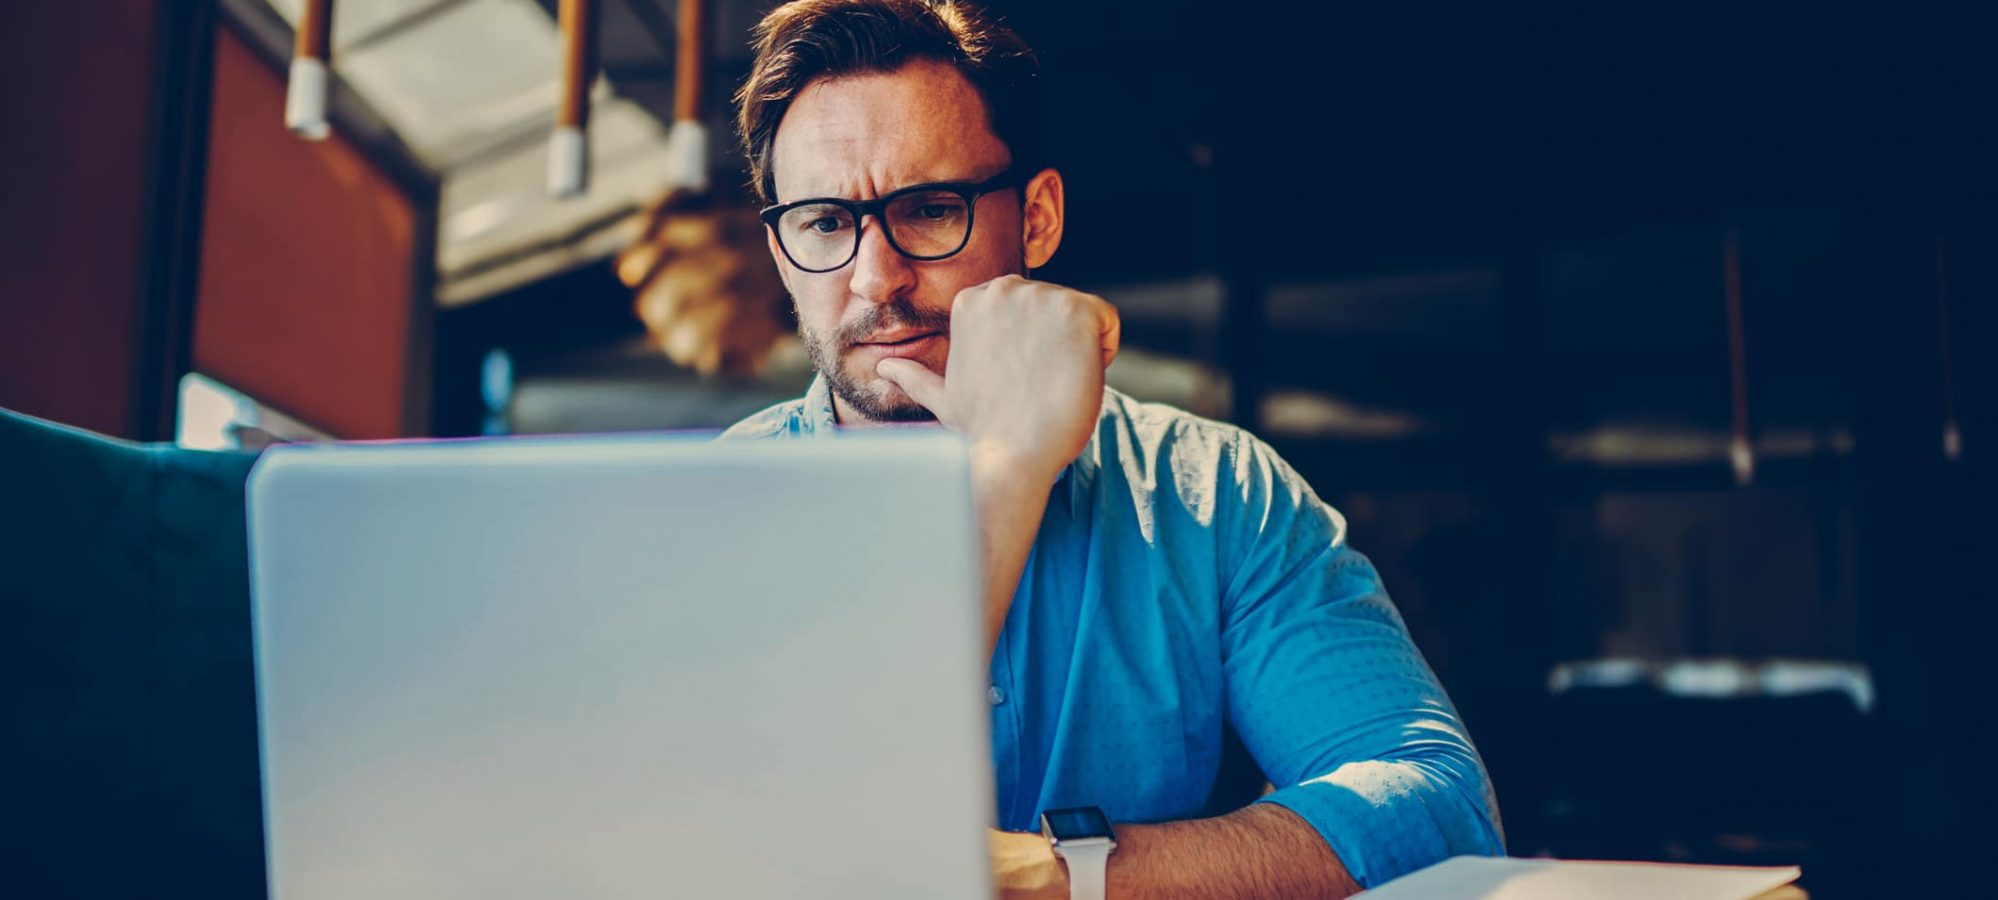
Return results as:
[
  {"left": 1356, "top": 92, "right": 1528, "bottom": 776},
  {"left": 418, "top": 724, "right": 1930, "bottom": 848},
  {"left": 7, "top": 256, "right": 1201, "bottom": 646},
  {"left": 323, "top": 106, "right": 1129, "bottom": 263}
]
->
[{"left": 722, "top": 376, "right": 1504, "bottom": 886}]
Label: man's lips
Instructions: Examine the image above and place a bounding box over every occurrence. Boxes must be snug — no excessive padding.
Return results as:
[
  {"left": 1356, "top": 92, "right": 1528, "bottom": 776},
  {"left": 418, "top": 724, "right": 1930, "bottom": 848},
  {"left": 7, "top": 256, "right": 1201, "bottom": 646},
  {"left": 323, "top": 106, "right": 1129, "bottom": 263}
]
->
[
  {"left": 852, "top": 331, "right": 946, "bottom": 360},
  {"left": 857, "top": 330, "right": 942, "bottom": 347}
]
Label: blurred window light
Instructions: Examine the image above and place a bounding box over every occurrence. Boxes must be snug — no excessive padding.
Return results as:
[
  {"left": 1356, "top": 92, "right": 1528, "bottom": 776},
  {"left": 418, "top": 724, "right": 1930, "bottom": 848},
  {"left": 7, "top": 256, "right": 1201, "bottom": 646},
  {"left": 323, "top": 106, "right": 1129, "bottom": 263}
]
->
[
  {"left": 1550, "top": 422, "right": 1853, "bottom": 468},
  {"left": 1548, "top": 657, "right": 1873, "bottom": 713},
  {"left": 1660, "top": 659, "right": 1754, "bottom": 698},
  {"left": 1760, "top": 659, "right": 1874, "bottom": 713},
  {"left": 481, "top": 347, "right": 515, "bottom": 435},
  {"left": 175, "top": 373, "right": 334, "bottom": 451},
  {"left": 1260, "top": 388, "right": 1436, "bottom": 441},
  {"left": 1546, "top": 657, "right": 1650, "bottom": 693}
]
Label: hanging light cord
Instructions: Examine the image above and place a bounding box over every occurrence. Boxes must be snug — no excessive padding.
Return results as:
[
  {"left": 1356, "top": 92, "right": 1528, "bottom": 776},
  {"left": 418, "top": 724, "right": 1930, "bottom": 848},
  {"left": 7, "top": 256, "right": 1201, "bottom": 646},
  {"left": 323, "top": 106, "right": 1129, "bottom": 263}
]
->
[
  {"left": 1936, "top": 234, "right": 1962, "bottom": 462},
  {"left": 1724, "top": 227, "right": 1754, "bottom": 486}
]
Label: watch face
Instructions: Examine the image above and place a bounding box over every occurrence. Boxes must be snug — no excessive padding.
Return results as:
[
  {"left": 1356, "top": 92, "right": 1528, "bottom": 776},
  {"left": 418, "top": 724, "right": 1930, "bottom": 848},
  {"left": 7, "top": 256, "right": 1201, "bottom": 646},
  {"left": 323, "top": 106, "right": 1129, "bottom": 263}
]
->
[{"left": 1041, "top": 806, "right": 1115, "bottom": 842}]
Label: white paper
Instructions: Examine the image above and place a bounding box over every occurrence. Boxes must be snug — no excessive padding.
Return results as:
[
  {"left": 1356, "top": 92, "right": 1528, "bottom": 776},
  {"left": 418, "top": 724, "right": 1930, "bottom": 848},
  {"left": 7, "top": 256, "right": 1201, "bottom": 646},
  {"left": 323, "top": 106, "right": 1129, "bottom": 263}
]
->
[{"left": 1360, "top": 856, "right": 1801, "bottom": 900}]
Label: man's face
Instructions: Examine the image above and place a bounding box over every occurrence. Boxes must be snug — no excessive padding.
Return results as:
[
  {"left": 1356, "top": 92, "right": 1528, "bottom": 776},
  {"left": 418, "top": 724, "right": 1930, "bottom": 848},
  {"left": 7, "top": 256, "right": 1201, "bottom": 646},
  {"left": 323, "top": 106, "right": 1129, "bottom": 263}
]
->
[{"left": 766, "top": 59, "right": 1026, "bottom": 423}]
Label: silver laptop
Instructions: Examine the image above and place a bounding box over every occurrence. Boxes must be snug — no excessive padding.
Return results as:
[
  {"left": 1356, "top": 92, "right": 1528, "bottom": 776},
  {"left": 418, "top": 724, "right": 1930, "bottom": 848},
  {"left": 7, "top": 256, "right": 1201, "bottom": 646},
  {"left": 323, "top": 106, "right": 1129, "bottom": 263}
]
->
[{"left": 247, "top": 432, "right": 994, "bottom": 899}]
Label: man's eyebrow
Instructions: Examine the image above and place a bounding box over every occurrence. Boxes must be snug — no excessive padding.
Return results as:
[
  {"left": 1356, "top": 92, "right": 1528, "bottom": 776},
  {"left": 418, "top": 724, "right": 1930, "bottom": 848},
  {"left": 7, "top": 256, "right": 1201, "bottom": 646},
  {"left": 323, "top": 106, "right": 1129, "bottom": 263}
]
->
[
  {"left": 786, "top": 170, "right": 1004, "bottom": 203},
  {"left": 792, "top": 182, "right": 939, "bottom": 202}
]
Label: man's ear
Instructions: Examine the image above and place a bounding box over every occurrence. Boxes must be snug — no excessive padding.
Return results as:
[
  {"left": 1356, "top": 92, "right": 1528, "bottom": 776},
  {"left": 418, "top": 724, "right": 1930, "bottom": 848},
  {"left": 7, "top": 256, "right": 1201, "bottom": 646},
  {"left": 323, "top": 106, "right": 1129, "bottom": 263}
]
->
[{"left": 1021, "top": 167, "right": 1065, "bottom": 270}]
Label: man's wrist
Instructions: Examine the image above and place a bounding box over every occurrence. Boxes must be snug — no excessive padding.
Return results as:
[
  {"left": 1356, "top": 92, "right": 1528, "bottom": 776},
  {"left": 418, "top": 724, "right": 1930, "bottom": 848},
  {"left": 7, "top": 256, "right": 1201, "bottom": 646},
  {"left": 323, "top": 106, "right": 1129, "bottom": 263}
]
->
[
  {"left": 969, "top": 440, "right": 1065, "bottom": 495},
  {"left": 1041, "top": 807, "right": 1117, "bottom": 900},
  {"left": 989, "top": 828, "right": 1069, "bottom": 900}
]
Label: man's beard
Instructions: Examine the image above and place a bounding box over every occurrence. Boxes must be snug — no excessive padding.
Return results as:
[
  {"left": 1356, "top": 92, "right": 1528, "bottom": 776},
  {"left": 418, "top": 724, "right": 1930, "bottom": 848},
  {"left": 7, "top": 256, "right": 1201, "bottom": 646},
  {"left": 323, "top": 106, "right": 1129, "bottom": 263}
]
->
[{"left": 801, "top": 295, "right": 953, "bottom": 423}]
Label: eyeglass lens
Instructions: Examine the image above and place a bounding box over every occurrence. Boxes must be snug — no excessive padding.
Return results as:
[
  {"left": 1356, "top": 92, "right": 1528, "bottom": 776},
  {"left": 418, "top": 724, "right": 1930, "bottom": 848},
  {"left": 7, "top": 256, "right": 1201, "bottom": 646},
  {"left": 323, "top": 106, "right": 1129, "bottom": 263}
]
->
[{"left": 775, "top": 188, "right": 974, "bottom": 271}]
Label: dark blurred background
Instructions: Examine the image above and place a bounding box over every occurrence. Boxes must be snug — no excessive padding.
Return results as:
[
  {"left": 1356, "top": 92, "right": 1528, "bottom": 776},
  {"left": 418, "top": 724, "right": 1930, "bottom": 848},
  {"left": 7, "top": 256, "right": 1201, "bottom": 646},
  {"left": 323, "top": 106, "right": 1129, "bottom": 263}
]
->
[{"left": 4, "top": 1, "right": 1996, "bottom": 896}]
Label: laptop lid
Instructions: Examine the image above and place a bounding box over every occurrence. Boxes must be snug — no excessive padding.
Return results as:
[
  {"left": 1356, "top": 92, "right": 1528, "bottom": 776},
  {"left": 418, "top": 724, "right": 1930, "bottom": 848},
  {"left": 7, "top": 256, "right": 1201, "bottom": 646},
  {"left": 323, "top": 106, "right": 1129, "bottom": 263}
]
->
[{"left": 247, "top": 432, "right": 992, "bottom": 899}]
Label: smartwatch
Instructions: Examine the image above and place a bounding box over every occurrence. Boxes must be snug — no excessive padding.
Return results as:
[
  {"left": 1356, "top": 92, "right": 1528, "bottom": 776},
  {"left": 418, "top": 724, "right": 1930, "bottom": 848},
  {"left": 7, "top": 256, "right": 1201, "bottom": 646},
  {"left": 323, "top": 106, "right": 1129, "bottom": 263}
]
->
[{"left": 1039, "top": 806, "right": 1117, "bottom": 900}]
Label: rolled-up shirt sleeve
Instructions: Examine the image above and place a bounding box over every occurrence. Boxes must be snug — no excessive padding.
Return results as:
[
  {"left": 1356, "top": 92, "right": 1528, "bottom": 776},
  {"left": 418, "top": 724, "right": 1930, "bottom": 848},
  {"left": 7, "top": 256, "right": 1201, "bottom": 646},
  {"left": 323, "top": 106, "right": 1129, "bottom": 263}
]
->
[{"left": 1217, "top": 433, "right": 1504, "bottom": 887}]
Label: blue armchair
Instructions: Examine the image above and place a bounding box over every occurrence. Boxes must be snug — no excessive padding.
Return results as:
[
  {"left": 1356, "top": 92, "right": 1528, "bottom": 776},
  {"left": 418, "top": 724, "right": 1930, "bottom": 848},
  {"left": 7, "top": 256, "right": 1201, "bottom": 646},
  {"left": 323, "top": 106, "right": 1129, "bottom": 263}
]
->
[{"left": 1, "top": 406, "right": 265, "bottom": 898}]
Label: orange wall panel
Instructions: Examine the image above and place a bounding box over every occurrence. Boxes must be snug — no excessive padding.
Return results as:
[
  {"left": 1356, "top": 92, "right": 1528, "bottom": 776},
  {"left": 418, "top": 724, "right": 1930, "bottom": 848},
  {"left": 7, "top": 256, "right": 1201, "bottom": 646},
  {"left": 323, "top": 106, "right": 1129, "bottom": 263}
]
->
[
  {"left": 194, "top": 27, "right": 424, "bottom": 439},
  {"left": 0, "top": 2, "right": 160, "bottom": 436}
]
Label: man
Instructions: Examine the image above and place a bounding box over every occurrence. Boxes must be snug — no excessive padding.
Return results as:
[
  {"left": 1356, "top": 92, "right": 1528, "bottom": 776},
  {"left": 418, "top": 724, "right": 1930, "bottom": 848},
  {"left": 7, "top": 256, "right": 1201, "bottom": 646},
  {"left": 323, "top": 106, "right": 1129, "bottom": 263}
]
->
[{"left": 721, "top": 1, "right": 1504, "bottom": 896}]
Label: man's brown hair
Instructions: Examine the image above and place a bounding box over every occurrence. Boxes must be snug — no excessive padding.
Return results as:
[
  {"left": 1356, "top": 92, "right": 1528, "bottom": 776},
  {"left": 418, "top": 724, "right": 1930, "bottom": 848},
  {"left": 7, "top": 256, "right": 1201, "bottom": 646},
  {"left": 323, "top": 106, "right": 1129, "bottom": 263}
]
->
[{"left": 734, "top": 0, "right": 1043, "bottom": 204}]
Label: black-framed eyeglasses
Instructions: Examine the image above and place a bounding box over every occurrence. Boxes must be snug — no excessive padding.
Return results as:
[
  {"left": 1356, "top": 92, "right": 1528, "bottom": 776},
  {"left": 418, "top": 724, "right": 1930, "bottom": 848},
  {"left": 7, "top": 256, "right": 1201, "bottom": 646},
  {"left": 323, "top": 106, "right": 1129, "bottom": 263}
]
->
[{"left": 758, "top": 167, "right": 1025, "bottom": 273}]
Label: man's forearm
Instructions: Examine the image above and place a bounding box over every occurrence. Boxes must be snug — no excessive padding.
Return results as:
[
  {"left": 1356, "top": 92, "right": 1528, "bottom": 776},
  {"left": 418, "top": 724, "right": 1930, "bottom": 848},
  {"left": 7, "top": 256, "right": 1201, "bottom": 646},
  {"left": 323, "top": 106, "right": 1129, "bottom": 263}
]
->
[
  {"left": 1109, "top": 804, "right": 1360, "bottom": 899},
  {"left": 970, "top": 444, "right": 1058, "bottom": 660},
  {"left": 993, "top": 804, "right": 1361, "bottom": 899}
]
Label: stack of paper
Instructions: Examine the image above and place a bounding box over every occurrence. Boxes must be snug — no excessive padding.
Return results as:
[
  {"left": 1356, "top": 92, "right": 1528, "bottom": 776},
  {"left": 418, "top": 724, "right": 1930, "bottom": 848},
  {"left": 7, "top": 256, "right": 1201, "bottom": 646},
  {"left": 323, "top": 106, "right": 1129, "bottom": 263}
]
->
[{"left": 1360, "top": 856, "right": 1802, "bottom": 899}]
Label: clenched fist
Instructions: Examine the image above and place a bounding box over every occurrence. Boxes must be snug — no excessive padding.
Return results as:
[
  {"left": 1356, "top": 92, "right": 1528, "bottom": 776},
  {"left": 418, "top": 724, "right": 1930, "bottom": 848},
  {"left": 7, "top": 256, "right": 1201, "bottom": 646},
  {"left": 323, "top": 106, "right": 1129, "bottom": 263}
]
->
[{"left": 874, "top": 275, "right": 1120, "bottom": 485}]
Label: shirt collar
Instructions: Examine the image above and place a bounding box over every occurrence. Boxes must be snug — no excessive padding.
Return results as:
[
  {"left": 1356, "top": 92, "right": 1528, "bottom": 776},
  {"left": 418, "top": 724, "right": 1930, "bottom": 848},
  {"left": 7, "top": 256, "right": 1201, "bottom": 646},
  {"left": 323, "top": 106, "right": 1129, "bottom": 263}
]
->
[
  {"left": 796, "top": 374, "right": 838, "bottom": 434},
  {"left": 1059, "top": 429, "right": 1098, "bottom": 519}
]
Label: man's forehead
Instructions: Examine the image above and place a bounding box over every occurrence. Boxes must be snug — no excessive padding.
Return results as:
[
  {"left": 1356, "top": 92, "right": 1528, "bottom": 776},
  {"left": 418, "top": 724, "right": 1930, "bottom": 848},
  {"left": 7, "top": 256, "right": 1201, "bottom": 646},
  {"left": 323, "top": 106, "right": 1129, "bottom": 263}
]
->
[{"left": 769, "top": 59, "right": 1011, "bottom": 202}]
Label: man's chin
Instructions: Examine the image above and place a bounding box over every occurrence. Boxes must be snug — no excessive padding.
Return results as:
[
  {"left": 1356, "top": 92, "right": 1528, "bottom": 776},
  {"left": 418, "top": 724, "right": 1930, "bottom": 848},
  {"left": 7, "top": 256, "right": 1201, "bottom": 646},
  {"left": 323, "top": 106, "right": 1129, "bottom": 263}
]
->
[
  {"left": 833, "top": 372, "right": 938, "bottom": 424},
  {"left": 869, "top": 402, "right": 940, "bottom": 424}
]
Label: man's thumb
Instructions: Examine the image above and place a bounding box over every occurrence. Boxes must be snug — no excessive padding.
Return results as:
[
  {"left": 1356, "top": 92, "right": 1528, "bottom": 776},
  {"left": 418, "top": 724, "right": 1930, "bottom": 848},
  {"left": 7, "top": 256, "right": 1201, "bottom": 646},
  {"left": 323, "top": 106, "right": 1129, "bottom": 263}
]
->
[{"left": 875, "top": 358, "right": 949, "bottom": 416}]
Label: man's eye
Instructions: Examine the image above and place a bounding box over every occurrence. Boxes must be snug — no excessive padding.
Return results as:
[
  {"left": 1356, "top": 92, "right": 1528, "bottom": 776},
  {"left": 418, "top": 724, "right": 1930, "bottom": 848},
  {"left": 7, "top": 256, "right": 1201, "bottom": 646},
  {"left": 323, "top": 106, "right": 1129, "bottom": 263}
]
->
[
  {"left": 916, "top": 204, "right": 958, "bottom": 221},
  {"left": 806, "top": 216, "right": 847, "bottom": 234}
]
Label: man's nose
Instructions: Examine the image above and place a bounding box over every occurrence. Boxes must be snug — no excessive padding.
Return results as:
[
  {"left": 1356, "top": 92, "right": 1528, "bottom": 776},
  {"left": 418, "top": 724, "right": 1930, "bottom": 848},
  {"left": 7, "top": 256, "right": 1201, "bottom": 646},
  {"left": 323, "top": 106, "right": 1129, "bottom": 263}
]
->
[{"left": 847, "top": 215, "right": 917, "bottom": 304}]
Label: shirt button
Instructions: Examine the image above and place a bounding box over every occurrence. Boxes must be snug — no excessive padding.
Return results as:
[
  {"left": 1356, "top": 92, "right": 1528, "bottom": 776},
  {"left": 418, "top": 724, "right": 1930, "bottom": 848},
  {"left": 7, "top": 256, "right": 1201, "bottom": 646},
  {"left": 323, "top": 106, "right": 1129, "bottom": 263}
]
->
[{"left": 988, "top": 685, "right": 1007, "bottom": 706}]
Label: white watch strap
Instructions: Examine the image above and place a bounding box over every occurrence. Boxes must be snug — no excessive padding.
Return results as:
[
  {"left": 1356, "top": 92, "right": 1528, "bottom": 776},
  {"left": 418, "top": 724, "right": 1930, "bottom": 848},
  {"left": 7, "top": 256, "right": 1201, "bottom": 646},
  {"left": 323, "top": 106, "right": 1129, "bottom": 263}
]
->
[{"left": 1058, "top": 839, "right": 1111, "bottom": 900}]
